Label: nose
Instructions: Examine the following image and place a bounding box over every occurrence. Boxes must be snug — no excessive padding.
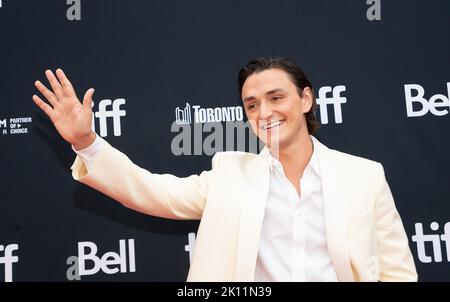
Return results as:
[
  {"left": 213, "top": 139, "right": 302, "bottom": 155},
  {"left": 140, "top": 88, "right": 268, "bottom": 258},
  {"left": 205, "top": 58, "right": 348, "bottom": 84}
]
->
[{"left": 259, "top": 102, "right": 273, "bottom": 120}]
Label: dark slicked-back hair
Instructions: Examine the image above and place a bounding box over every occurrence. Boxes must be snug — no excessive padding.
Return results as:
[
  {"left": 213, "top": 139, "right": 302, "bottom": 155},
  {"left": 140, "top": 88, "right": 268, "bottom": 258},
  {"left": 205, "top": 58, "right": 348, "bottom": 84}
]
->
[{"left": 238, "top": 57, "right": 320, "bottom": 135}]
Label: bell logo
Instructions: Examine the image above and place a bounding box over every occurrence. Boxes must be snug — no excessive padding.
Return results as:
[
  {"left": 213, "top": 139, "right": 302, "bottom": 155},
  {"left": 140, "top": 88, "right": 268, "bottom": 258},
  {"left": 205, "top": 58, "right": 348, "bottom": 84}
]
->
[
  {"left": 404, "top": 83, "right": 450, "bottom": 117},
  {"left": 66, "top": 239, "right": 135, "bottom": 280},
  {"left": 66, "top": 0, "right": 81, "bottom": 21},
  {"left": 0, "top": 243, "right": 19, "bottom": 282}
]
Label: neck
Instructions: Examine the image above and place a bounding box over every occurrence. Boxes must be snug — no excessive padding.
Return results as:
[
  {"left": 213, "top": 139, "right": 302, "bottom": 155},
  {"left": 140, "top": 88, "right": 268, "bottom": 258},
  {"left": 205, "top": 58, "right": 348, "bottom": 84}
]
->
[{"left": 269, "top": 131, "right": 314, "bottom": 178}]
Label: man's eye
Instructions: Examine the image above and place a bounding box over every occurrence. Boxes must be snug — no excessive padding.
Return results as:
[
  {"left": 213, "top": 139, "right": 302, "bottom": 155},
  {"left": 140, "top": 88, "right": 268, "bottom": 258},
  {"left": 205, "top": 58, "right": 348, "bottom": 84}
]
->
[
  {"left": 272, "top": 96, "right": 282, "bottom": 101},
  {"left": 248, "top": 104, "right": 256, "bottom": 110}
]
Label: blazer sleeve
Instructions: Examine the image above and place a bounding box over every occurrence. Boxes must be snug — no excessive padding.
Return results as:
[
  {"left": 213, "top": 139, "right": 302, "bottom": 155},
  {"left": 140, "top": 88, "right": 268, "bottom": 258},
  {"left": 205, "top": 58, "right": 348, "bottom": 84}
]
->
[
  {"left": 70, "top": 139, "right": 223, "bottom": 220},
  {"left": 375, "top": 164, "right": 418, "bottom": 281}
]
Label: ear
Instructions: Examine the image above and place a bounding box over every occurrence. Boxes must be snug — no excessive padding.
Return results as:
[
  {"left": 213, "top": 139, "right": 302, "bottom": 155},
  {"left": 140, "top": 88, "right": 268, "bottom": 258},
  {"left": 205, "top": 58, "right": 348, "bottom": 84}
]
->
[{"left": 301, "top": 87, "right": 313, "bottom": 113}]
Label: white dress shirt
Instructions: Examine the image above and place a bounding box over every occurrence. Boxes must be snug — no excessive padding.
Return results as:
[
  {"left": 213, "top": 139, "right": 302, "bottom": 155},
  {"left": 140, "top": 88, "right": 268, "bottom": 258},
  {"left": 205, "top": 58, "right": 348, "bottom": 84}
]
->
[
  {"left": 254, "top": 135, "right": 338, "bottom": 282},
  {"left": 71, "top": 133, "right": 105, "bottom": 168},
  {"left": 73, "top": 134, "right": 337, "bottom": 281}
]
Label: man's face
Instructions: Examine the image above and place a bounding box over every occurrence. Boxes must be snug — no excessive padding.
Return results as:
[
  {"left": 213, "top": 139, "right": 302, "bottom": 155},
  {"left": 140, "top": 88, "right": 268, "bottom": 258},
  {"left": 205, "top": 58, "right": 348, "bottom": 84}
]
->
[{"left": 241, "top": 68, "right": 312, "bottom": 149}]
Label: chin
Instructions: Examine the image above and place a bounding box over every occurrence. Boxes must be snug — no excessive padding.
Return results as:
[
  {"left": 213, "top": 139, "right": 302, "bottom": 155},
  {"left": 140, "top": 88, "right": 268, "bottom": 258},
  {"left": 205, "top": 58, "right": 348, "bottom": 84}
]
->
[{"left": 260, "top": 134, "right": 283, "bottom": 149}]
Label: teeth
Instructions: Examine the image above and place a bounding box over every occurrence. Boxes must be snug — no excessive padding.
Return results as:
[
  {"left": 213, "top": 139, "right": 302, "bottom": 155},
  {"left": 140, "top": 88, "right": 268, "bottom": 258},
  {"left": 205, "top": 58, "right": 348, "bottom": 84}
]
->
[{"left": 262, "top": 120, "right": 284, "bottom": 130}]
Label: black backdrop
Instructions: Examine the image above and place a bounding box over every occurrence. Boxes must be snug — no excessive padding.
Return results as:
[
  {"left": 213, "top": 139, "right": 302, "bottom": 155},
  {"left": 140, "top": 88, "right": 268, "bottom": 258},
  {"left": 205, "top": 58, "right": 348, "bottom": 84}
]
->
[{"left": 1, "top": 0, "right": 449, "bottom": 281}]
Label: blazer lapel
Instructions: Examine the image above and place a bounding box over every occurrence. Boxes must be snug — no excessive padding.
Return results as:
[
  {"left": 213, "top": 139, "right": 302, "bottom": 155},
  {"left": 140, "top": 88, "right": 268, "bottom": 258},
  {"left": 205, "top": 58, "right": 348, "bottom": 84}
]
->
[
  {"left": 235, "top": 154, "right": 270, "bottom": 281},
  {"left": 315, "top": 139, "right": 354, "bottom": 281}
]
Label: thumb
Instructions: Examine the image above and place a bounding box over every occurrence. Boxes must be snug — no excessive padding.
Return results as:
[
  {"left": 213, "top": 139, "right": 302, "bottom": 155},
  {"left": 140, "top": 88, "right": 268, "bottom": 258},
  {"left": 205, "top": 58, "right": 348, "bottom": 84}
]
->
[{"left": 83, "top": 88, "right": 95, "bottom": 111}]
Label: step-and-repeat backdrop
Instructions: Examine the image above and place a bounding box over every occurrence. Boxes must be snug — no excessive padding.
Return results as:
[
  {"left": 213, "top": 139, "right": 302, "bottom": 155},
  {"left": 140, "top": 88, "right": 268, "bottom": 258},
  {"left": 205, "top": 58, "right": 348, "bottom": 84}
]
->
[{"left": 1, "top": 0, "right": 449, "bottom": 281}]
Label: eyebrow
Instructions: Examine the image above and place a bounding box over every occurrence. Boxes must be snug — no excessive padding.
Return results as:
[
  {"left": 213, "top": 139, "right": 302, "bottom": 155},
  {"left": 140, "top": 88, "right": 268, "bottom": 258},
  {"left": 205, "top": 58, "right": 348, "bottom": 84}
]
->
[{"left": 243, "top": 88, "right": 287, "bottom": 103}]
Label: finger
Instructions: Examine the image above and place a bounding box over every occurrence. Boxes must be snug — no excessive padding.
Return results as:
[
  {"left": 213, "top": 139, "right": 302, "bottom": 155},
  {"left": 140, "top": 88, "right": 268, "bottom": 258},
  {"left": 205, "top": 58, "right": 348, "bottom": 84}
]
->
[
  {"left": 35, "top": 80, "right": 58, "bottom": 106},
  {"left": 56, "top": 68, "right": 76, "bottom": 96},
  {"left": 45, "top": 69, "right": 64, "bottom": 98},
  {"left": 82, "top": 88, "right": 95, "bottom": 111},
  {"left": 32, "top": 95, "right": 54, "bottom": 119}
]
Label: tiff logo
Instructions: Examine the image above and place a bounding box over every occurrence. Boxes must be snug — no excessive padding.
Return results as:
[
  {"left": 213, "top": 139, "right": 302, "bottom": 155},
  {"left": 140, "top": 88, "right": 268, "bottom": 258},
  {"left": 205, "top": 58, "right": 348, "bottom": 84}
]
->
[
  {"left": 412, "top": 222, "right": 450, "bottom": 263},
  {"left": 92, "top": 99, "right": 126, "bottom": 137},
  {"left": 316, "top": 85, "right": 347, "bottom": 124},
  {"left": 0, "top": 244, "right": 19, "bottom": 282},
  {"left": 185, "top": 233, "right": 196, "bottom": 264}
]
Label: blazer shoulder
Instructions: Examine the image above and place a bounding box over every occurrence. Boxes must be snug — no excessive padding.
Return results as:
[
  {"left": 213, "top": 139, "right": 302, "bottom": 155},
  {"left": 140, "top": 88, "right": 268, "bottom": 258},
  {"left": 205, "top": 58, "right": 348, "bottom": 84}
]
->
[
  {"left": 210, "top": 151, "right": 260, "bottom": 169},
  {"left": 324, "top": 148, "right": 388, "bottom": 202},
  {"left": 326, "top": 147, "right": 384, "bottom": 176}
]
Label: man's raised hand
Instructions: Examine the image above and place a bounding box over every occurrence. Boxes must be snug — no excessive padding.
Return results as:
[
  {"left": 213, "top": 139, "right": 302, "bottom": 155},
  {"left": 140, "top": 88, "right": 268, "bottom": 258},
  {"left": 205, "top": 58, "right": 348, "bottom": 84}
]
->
[{"left": 32, "top": 69, "right": 96, "bottom": 150}]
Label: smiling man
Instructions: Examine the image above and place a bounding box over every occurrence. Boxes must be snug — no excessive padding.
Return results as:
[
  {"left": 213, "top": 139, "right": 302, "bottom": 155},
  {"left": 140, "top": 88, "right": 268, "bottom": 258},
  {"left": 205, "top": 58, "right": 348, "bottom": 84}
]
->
[{"left": 32, "top": 56, "right": 417, "bottom": 282}]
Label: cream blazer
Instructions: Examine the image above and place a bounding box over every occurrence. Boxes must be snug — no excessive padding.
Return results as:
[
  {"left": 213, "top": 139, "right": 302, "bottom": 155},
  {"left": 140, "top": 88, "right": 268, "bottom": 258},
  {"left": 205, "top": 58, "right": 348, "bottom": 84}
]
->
[{"left": 71, "top": 138, "right": 417, "bottom": 282}]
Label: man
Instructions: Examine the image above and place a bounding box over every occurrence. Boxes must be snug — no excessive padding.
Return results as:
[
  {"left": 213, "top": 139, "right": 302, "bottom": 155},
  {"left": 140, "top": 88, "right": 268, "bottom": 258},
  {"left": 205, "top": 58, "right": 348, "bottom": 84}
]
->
[{"left": 32, "top": 57, "right": 417, "bottom": 281}]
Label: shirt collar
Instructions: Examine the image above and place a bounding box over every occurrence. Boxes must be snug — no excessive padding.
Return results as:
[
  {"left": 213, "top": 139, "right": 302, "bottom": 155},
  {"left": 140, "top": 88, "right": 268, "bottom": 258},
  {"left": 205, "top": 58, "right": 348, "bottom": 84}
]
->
[{"left": 260, "top": 135, "right": 320, "bottom": 176}]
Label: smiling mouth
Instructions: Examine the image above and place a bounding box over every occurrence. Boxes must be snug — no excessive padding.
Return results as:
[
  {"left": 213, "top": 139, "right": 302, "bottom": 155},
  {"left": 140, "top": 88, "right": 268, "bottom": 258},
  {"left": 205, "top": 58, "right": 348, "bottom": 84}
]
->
[{"left": 261, "top": 119, "right": 286, "bottom": 131}]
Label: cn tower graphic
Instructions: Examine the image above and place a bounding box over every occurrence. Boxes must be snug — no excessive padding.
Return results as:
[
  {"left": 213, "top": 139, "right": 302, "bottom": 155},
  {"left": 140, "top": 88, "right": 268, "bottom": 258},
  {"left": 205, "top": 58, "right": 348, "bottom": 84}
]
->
[{"left": 175, "top": 102, "right": 192, "bottom": 124}]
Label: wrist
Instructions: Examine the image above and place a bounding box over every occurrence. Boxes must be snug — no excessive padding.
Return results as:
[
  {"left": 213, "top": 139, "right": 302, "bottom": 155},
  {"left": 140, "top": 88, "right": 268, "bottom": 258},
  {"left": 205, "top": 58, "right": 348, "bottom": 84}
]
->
[{"left": 73, "top": 132, "right": 96, "bottom": 151}]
